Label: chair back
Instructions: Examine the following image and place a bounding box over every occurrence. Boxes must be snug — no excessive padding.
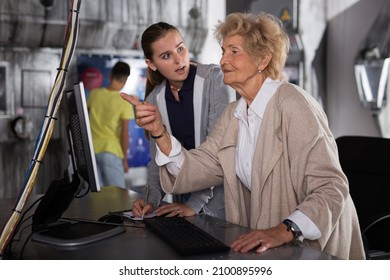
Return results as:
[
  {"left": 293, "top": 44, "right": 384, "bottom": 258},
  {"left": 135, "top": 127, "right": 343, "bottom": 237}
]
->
[{"left": 336, "top": 136, "right": 390, "bottom": 259}]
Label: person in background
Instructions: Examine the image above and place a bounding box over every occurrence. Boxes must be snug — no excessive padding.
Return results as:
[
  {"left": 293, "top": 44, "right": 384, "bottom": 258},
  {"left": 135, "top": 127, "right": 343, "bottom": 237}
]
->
[
  {"left": 87, "top": 61, "right": 133, "bottom": 189},
  {"left": 130, "top": 22, "right": 235, "bottom": 219},
  {"left": 121, "top": 12, "right": 365, "bottom": 260}
]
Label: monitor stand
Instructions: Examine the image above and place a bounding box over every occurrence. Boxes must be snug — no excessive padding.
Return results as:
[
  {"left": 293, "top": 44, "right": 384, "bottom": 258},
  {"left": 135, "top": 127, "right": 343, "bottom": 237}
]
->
[{"left": 31, "top": 220, "right": 125, "bottom": 247}]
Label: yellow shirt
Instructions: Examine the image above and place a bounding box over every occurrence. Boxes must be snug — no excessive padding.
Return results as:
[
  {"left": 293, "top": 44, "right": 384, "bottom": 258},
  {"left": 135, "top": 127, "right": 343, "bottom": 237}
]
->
[{"left": 87, "top": 88, "right": 134, "bottom": 158}]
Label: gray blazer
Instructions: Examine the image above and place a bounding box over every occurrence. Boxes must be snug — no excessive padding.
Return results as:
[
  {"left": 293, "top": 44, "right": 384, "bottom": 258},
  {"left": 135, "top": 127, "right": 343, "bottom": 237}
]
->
[{"left": 145, "top": 63, "right": 235, "bottom": 219}]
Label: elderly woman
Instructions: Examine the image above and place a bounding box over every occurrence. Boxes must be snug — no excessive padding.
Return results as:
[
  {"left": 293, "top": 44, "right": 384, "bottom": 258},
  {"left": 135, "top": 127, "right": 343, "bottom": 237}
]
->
[{"left": 122, "top": 12, "right": 365, "bottom": 260}]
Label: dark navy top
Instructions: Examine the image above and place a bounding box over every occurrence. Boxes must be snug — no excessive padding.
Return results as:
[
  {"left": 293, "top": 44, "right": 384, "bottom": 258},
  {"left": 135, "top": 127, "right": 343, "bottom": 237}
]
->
[{"left": 165, "top": 64, "right": 197, "bottom": 150}]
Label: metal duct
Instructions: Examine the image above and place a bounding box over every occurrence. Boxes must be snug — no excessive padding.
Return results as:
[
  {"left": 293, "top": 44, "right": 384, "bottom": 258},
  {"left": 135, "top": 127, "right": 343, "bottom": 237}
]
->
[{"left": 0, "top": 0, "right": 208, "bottom": 53}]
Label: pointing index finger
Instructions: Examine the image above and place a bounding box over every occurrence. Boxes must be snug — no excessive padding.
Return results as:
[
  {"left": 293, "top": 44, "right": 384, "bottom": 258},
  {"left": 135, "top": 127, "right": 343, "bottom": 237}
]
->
[{"left": 120, "top": 93, "right": 142, "bottom": 106}]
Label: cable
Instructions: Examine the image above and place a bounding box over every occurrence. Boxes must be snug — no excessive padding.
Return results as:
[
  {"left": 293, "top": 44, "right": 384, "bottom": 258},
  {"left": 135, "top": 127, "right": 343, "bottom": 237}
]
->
[
  {"left": 0, "top": 0, "right": 82, "bottom": 259},
  {"left": 19, "top": 231, "right": 35, "bottom": 260},
  {"left": 11, "top": 197, "right": 43, "bottom": 241}
]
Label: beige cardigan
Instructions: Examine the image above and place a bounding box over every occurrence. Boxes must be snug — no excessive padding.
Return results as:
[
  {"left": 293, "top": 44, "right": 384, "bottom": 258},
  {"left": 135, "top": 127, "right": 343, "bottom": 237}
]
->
[{"left": 161, "top": 82, "right": 365, "bottom": 260}]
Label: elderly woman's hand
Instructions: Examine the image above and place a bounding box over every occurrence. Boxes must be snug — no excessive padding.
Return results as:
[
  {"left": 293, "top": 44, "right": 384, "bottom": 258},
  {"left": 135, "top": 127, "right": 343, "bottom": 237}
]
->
[
  {"left": 230, "top": 224, "right": 294, "bottom": 254},
  {"left": 120, "top": 93, "right": 165, "bottom": 136},
  {"left": 121, "top": 93, "right": 172, "bottom": 156}
]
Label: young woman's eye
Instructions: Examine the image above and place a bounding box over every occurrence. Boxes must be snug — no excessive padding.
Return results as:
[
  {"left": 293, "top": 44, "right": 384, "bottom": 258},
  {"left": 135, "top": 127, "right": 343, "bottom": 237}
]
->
[
  {"left": 162, "top": 54, "right": 170, "bottom": 60},
  {"left": 178, "top": 46, "right": 184, "bottom": 52}
]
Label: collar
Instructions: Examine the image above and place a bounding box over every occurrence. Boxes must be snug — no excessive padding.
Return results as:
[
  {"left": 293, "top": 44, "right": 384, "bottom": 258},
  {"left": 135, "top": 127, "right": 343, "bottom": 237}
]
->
[
  {"left": 165, "top": 64, "right": 196, "bottom": 101},
  {"left": 180, "top": 64, "right": 196, "bottom": 92},
  {"left": 234, "top": 78, "right": 283, "bottom": 120}
]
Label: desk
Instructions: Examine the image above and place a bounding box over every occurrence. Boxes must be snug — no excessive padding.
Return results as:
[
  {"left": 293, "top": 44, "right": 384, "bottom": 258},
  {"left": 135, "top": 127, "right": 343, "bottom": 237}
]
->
[{"left": 1, "top": 186, "right": 336, "bottom": 260}]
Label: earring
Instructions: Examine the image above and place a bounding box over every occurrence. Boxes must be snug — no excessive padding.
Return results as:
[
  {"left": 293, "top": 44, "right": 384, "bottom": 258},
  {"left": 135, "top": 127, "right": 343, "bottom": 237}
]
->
[{"left": 258, "top": 69, "right": 262, "bottom": 74}]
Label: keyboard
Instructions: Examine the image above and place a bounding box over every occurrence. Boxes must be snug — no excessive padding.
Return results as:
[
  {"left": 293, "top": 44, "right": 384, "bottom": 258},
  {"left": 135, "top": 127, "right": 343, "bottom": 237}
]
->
[{"left": 144, "top": 216, "right": 230, "bottom": 256}]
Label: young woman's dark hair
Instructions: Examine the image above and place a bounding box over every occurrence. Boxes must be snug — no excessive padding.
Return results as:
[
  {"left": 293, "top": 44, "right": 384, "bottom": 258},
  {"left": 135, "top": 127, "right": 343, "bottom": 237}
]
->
[{"left": 141, "top": 22, "right": 180, "bottom": 99}]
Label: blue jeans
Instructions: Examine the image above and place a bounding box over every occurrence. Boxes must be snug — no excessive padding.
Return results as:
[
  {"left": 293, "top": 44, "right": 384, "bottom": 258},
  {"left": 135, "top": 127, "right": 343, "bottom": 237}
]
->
[{"left": 95, "top": 152, "right": 125, "bottom": 189}]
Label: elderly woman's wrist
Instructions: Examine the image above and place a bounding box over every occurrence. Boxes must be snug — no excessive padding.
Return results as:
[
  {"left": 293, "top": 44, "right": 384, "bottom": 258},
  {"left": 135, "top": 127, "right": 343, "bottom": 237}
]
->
[{"left": 151, "top": 125, "right": 167, "bottom": 139}]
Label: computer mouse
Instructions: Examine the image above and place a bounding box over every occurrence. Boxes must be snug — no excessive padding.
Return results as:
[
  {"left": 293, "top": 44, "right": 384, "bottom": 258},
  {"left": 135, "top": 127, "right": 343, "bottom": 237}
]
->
[{"left": 98, "top": 213, "right": 124, "bottom": 224}]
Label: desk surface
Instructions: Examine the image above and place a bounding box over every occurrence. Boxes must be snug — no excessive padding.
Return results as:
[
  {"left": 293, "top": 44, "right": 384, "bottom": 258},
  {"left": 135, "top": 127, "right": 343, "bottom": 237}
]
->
[{"left": 1, "top": 186, "right": 336, "bottom": 260}]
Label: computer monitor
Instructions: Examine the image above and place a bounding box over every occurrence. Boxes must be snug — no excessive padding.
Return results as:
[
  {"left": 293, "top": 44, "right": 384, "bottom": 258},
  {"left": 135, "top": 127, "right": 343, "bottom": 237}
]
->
[
  {"left": 31, "top": 82, "right": 99, "bottom": 230},
  {"left": 31, "top": 82, "right": 124, "bottom": 246},
  {"left": 66, "top": 81, "right": 100, "bottom": 193}
]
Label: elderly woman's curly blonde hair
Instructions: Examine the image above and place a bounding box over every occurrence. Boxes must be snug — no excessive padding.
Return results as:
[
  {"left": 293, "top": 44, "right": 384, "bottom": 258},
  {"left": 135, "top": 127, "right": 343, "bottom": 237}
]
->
[{"left": 214, "top": 12, "right": 290, "bottom": 80}]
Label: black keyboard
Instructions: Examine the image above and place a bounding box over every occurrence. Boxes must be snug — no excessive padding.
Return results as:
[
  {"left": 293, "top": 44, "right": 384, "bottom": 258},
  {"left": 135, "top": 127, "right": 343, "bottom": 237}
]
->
[{"left": 144, "top": 216, "right": 230, "bottom": 256}]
